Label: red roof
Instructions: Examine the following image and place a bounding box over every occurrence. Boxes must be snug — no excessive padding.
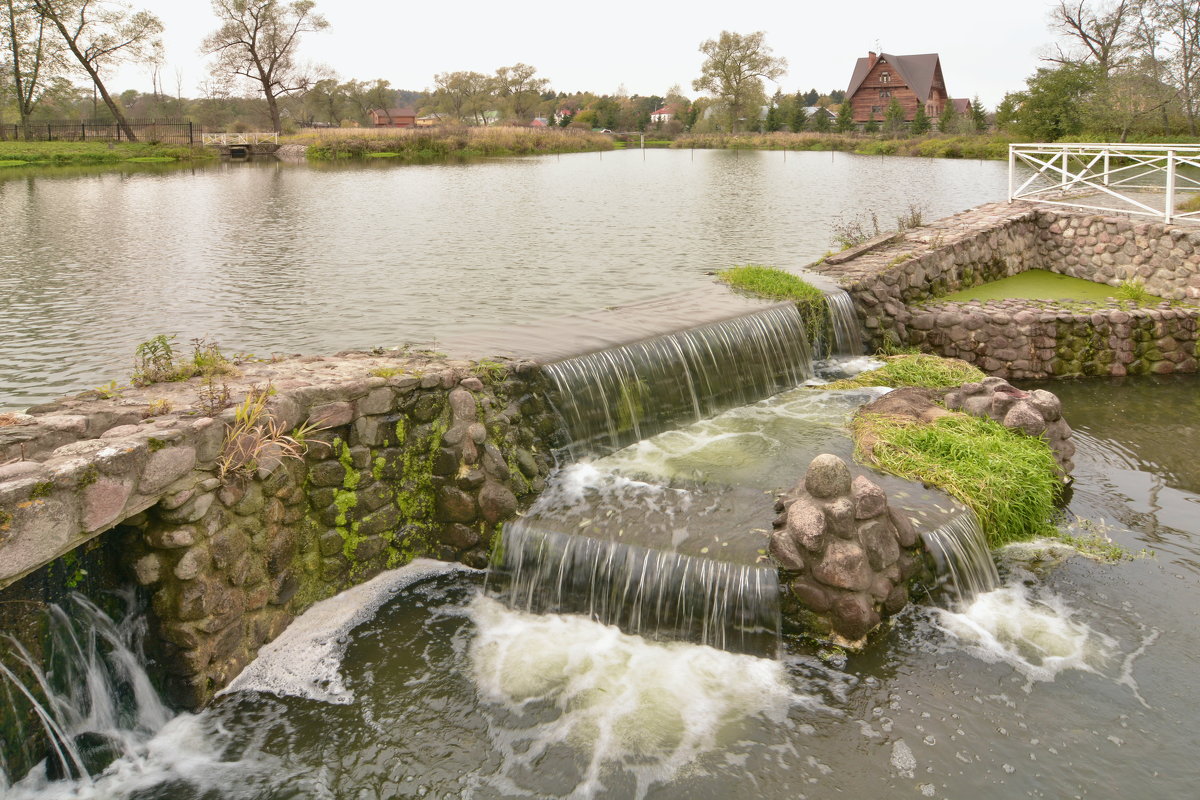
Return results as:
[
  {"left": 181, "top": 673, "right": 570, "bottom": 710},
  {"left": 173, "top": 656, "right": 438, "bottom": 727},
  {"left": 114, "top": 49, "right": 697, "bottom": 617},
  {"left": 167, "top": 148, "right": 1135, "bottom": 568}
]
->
[
  {"left": 652, "top": 106, "right": 677, "bottom": 116},
  {"left": 370, "top": 108, "right": 417, "bottom": 118},
  {"left": 847, "top": 52, "right": 945, "bottom": 103}
]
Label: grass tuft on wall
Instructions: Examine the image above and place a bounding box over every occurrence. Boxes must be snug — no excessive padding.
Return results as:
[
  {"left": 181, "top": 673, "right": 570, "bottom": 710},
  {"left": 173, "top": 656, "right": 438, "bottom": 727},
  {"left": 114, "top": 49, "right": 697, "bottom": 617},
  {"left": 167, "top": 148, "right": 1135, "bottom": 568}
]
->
[{"left": 820, "top": 354, "right": 985, "bottom": 390}]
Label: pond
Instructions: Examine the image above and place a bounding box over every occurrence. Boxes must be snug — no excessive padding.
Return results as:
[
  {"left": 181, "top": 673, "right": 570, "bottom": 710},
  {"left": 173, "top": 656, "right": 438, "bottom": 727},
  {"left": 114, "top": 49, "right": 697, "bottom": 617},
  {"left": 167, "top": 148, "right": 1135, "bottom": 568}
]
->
[{"left": 0, "top": 150, "right": 1010, "bottom": 408}]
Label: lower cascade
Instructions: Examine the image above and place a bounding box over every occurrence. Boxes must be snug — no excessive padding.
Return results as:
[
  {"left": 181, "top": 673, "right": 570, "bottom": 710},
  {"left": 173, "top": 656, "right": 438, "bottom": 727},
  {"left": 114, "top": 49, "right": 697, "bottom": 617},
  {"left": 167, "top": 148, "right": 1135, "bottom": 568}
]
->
[
  {"left": 486, "top": 524, "right": 781, "bottom": 658},
  {"left": 920, "top": 510, "right": 1001, "bottom": 603}
]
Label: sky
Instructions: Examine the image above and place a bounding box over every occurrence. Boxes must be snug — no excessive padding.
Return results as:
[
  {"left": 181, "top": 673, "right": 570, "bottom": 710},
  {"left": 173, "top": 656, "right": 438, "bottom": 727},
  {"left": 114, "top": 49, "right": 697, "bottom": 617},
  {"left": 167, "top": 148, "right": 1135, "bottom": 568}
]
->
[{"left": 112, "top": 0, "right": 1061, "bottom": 108}]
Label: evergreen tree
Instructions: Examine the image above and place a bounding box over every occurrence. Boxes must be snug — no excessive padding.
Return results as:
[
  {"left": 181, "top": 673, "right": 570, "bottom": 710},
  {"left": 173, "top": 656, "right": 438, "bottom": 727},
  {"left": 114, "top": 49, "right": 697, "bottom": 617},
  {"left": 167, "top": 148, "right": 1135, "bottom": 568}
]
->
[
  {"left": 813, "top": 108, "right": 831, "bottom": 132},
  {"left": 864, "top": 111, "right": 879, "bottom": 133},
  {"left": 790, "top": 104, "right": 808, "bottom": 132},
  {"left": 970, "top": 95, "right": 987, "bottom": 133},
  {"left": 911, "top": 103, "right": 932, "bottom": 135},
  {"left": 884, "top": 97, "right": 906, "bottom": 135},
  {"left": 803, "top": 88, "right": 819, "bottom": 105},
  {"left": 765, "top": 104, "right": 781, "bottom": 132},
  {"left": 835, "top": 101, "right": 854, "bottom": 132},
  {"left": 938, "top": 103, "right": 956, "bottom": 133}
]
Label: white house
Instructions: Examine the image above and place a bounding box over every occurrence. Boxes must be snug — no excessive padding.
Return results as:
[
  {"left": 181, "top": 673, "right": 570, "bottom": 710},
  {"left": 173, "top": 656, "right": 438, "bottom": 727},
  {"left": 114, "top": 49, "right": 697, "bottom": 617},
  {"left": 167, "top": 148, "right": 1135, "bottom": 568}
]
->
[{"left": 650, "top": 105, "right": 678, "bottom": 124}]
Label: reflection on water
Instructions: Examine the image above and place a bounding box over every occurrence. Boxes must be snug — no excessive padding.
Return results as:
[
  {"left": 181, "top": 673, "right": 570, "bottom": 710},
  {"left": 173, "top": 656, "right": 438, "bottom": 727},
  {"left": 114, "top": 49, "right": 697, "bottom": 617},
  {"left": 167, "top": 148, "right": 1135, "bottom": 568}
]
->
[{"left": 0, "top": 151, "right": 1009, "bottom": 407}]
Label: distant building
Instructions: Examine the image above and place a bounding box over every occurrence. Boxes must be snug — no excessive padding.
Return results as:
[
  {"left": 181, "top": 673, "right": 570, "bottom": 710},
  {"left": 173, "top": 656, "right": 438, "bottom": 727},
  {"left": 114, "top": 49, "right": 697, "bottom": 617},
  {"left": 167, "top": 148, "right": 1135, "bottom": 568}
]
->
[
  {"left": 530, "top": 117, "right": 549, "bottom": 127},
  {"left": 803, "top": 106, "right": 836, "bottom": 121},
  {"left": 368, "top": 108, "right": 417, "bottom": 128},
  {"left": 650, "top": 105, "right": 678, "bottom": 124},
  {"left": 415, "top": 114, "right": 446, "bottom": 127},
  {"left": 845, "top": 51, "right": 968, "bottom": 123}
]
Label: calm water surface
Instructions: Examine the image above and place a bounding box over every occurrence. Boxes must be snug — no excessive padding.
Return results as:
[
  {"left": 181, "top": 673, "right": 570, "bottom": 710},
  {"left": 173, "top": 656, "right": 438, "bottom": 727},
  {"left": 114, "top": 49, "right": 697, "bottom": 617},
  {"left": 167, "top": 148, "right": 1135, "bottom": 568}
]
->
[{"left": 1, "top": 150, "right": 1009, "bottom": 407}]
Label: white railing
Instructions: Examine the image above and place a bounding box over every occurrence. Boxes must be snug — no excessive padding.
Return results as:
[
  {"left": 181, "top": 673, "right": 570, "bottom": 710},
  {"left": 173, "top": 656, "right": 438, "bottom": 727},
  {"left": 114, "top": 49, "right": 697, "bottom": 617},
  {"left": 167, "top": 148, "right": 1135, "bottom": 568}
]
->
[
  {"left": 1009, "top": 143, "right": 1200, "bottom": 224},
  {"left": 201, "top": 132, "right": 280, "bottom": 146}
]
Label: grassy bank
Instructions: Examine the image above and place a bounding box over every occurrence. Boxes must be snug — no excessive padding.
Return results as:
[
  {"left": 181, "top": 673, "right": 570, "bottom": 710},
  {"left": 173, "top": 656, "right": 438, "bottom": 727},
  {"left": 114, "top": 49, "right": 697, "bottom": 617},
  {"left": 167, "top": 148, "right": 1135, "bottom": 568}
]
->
[
  {"left": 287, "top": 126, "right": 614, "bottom": 160},
  {"left": 672, "top": 132, "right": 1017, "bottom": 160},
  {"left": 820, "top": 354, "right": 986, "bottom": 390},
  {"left": 716, "top": 264, "right": 828, "bottom": 341},
  {"left": 855, "top": 412, "right": 1061, "bottom": 546},
  {"left": 0, "top": 141, "right": 213, "bottom": 167}
]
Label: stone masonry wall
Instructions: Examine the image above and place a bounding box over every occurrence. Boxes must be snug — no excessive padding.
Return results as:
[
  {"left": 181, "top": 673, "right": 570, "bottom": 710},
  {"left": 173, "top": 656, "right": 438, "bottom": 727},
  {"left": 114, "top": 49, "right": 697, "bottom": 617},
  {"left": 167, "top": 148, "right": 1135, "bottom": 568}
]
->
[
  {"left": 0, "top": 352, "right": 560, "bottom": 707},
  {"left": 813, "top": 202, "right": 1200, "bottom": 379}
]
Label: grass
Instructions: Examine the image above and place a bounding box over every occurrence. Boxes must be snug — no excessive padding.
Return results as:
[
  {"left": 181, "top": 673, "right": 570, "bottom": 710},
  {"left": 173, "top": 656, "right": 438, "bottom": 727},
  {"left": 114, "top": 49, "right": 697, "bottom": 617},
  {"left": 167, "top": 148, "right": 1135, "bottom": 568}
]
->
[
  {"left": 0, "top": 141, "right": 212, "bottom": 167},
  {"left": 854, "top": 412, "right": 1061, "bottom": 546},
  {"left": 287, "top": 125, "right": 613, "bottom": 161},
  {"left": 130, "top": 334, "right": 238, "bottom": 387},
  {"left": 671, "top": 132, "right": 1016, "bottom": 160},
  {"left": 1115, "top": 279, "right": 1158, "bottom": 305},
  {"left": 1177, "top": 192, "right": 1200, "bottom": 213},
  {"left": 716, "top": 264, "right": 827, "bottom": 342},
  {"left": 218, "top": 385, "right": 322, "bottom": 482},
  {"left": 819, "top": 354, "right": 985, "bottom": 390}
]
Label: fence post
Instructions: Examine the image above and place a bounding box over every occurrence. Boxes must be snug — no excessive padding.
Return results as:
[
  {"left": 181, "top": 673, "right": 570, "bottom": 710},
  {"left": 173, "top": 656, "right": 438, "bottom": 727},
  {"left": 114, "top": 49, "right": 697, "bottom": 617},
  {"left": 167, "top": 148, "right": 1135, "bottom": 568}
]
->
[
  {"left": 81, "top": 122, "right": 86, "bottom": 140},
  {"left": 116, "top": 123, "right": 121, "bottom": 142},
  {"left": 1165, "top": 150, "right": 1176, "bottom": 224},
  {"left": 1008, "top": 145, "right": 1015, "bottom": 202},
  {"left": 1103, "top": 150, "right": 1110, "bottom": 186},
  {"left": 188, "top": 121, "right": 194, "bottom": 146},
  {"left": 1061, "top": 148, "right": 1069, "bottom": 188},
  {"left": 47, "top": 123, "right": 52, "bottom": 141}
]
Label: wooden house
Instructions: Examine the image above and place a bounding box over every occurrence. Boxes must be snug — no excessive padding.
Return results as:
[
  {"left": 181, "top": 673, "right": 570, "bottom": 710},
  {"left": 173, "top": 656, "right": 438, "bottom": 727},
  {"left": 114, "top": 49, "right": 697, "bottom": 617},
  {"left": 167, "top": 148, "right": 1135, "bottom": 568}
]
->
[
  {"left": 368, "top": 108, "right": 417, "bottom": 128},
  {"left": 845, "top": 52, "right": 966, "bottom": 124}
]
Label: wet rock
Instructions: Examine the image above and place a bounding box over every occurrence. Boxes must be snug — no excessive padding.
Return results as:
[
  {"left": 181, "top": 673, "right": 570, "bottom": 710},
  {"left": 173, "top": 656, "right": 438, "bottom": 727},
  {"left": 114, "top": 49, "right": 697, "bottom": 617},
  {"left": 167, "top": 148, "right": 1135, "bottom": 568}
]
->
[
  {"left": 852, "top": 475, "right": 888, "bottom": 519},
  {"left": 786, "top": 499, "right": 826, "bottom": 552},
  {"left": 805, "top": 454, "right": 851, "bottom": 498},
  {"left": 813, "top": 540, "right": 872, "bottom": 591}
]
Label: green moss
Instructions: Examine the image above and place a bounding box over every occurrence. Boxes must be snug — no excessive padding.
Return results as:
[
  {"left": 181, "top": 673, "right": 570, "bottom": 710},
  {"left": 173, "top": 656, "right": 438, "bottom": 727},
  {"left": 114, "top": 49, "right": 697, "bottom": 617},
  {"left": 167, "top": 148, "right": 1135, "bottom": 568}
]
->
[
  {"left": 30, "top": 481, "right": 55, "bottom": 499},
  {"left": 819, "top": 354, "right": 985, "bottom": 390},
  {"left": 854, "top": 413, "right": 1062, "bottom": 547},
  {"left": 76, "top": 466, "right": 99, "bottom": 488},
  {"left": 372, "top": 456, "right": 386, "bottom": 481},
  {"left": 147, "top": 437, "right": 168, "bottom": 452},
  {"left": 0, "top": 509, "right": 12, "bottom": 531}
]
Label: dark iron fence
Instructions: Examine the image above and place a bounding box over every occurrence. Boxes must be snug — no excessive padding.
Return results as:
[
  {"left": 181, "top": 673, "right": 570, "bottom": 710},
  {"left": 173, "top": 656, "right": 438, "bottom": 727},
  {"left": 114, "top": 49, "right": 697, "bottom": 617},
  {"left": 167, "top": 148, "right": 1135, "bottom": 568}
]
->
[{"left": 0, "top": 118, "right": 194, "bottom": 145}]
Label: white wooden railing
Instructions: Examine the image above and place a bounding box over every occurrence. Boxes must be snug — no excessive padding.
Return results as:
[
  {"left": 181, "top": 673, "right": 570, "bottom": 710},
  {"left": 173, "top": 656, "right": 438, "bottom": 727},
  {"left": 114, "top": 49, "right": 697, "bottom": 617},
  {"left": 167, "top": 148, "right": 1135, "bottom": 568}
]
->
[
  {"left": 1009, "top": 143, "right": 1200, "bottom": 224},
  {"left": 201, "top": 132, "right": 280, "bottom": 146}
]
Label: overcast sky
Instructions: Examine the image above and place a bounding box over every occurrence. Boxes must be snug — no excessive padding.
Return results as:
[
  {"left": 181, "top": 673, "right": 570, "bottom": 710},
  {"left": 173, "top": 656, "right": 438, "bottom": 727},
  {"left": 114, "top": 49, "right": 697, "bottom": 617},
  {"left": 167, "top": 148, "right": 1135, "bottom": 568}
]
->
[{"left": 113, "top": 0, "right": 1060, "bottom": 107}]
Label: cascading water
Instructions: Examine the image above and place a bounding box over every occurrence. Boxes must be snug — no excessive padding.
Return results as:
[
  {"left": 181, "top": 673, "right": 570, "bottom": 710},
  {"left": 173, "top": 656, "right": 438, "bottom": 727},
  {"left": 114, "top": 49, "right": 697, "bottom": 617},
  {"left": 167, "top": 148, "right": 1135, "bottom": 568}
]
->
[
  {"left": 543, "top": 304, "right": 814, "bottom": 458},
  {"left": 487, "top": 524, "right": 780, "bottom": 657},
  {"left": 822, "top": 287, "right": 864, "bottom": 357},
  {"left": 0, "top": 593, "right": 173, "bottom": 790},
  {"left": 919, "top": 509, "right": 1001, "bottom": 603}
]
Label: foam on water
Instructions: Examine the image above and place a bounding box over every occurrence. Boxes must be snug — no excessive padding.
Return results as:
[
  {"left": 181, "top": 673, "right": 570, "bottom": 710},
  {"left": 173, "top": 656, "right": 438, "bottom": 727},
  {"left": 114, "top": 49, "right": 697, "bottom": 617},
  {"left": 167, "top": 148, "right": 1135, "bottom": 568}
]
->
[
  {"left": 468, "top": 594, "right": 806, "bottom": 799},
  {"left": 220, "top": 558, "right": 469, "bottom": 703},
  {"left": 933, "top": 584, "right": 1114, "bottom": 684}
]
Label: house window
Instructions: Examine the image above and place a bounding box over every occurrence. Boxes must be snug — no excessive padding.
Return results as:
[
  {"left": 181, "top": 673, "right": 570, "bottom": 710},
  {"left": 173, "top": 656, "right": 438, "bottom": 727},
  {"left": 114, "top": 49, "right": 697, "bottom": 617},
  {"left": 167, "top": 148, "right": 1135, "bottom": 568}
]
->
[
  {"left": 880, "top": 72, "right": 891, "bottom": 83},
  {"left": 879, "top": 89, "right": 890, "bottom": 98},
  {"left": 871, "top": 106, "right": 882, "bottom": 114}
]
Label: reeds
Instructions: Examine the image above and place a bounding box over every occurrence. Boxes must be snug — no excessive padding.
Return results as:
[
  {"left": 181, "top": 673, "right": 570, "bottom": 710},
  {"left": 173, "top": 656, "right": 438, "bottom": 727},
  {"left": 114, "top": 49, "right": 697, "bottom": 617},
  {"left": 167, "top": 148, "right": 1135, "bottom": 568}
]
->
[{"left": 286, "top": 125, "right": 613, "bottom": 160}]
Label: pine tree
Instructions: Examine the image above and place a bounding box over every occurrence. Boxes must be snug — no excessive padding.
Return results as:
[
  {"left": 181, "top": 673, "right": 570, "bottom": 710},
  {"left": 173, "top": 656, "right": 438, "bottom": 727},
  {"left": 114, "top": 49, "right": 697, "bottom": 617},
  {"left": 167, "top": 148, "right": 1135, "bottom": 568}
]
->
[
  {"left": 970, "top": 95, "right": 988, "bottom": 133},
  {"left": 864, "top": 111, "right": 879, "bottom": 133},
  {"left": 836, "top": 101, "right": 854, "bottom": 133},
  {"left": 814, "top": 108, "right": 832, "bottom": 133},
  {"left": 884, "top": 98, "right": 906, "bottom": 136},
  {"left": 910, "top": 103, "right": 930, "bottom": 135},
  {"left": 938, "top": 103, "right": 957, "bottom": 134},
  {"left": 765, "top": 104, "right": 781, "bottom": 132},
  {"left": 790, "top": 104, "right": 808, "bottom": 132}
]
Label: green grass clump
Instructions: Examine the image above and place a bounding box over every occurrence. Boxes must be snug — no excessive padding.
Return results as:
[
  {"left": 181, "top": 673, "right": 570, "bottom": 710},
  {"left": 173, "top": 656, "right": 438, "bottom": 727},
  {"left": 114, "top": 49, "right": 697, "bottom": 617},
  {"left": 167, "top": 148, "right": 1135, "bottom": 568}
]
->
[
  {"left": 0, "top": 141, "right": 209, "bottom": 167},
  {"left": 854, "top": 413, "right": 1060, "bottom": 546},
  {"left": 1175, "top": 192, "right": 1200, "bottom": 213},
  {"left": 716, "top": 264, "right": 827, "bottom": 343},
  {"left": 820, "top": 354, "right": 985, "bottom": 390},
  {"left": 291, "top": 125, "right": 613, "bottom": 161},
  {"left": 1115, "top": 279, "right": 1158, "bottom": 305}
]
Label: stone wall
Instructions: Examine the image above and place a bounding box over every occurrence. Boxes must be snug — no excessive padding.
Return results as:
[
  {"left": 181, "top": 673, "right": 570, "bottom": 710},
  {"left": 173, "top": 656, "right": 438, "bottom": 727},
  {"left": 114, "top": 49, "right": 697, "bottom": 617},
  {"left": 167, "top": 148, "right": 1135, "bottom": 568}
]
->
[
  {"left": 813, "top": 202, "right": 1200, "bottom": 379},
  {"left": 0, "top": 351, "right": 559, "bottom": 707}
]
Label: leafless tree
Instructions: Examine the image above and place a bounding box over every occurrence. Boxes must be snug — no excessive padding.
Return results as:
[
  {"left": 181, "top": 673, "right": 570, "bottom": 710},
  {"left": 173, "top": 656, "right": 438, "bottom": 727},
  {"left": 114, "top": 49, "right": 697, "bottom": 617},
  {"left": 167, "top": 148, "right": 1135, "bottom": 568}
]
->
[{"left": 202, "top": 0, "right": 328, "bottom": 133}]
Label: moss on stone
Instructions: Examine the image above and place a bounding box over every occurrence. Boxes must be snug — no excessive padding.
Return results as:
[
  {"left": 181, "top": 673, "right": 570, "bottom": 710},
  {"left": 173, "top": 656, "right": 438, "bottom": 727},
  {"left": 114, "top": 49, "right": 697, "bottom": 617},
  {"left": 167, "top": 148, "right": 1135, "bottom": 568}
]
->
[{"left": 30, "top": 481, "right": 55, "bottom": 499}]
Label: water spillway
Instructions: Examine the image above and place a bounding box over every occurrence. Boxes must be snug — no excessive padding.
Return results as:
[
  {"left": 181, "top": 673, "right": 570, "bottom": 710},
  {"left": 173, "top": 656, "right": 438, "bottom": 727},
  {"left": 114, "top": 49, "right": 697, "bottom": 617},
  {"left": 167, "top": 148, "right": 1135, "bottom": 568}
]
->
[
  {"left": 543, "top": 304, "right": 814, "bottom": 458},
  {"left": 823, "top": 287, "right": 865, "bottom": 357},
  {"left": 487, "top": 525, "right": 780, "bottom": 658},
  {"left": 920, "top": 510, "right": 1001, "bottom": 603}
]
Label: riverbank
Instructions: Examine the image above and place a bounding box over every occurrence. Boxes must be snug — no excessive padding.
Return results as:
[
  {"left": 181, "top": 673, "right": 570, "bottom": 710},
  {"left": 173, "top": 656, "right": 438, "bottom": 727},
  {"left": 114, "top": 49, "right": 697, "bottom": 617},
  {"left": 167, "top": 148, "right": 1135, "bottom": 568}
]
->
[
  {"left": 284, "top": 125, "right": 614, "bottom": 160},
  {"left": 0, "top": 141, "right": 214, "bottom": 167},
  {"left": 673, "top": 131, "right": 1015, "bottom": 159}
]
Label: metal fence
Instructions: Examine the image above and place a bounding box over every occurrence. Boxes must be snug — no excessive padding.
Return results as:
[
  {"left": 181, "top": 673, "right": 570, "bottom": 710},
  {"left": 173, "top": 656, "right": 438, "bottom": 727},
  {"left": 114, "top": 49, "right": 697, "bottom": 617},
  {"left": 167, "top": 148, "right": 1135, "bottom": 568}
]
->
[
  {"left": 1009, "top": 142, "right": 1200, "bottom": 224},
  {"left": 0, "top": 118, "right": 194, "bottom": 145}
]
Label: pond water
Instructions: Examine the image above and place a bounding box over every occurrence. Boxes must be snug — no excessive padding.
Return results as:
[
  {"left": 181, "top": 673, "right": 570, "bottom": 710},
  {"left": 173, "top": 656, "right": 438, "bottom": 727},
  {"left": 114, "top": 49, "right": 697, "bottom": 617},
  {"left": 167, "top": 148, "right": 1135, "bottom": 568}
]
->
[
  {"left": 5, "top": 373, "right": 1198, "bottom": 799},
  {"left": 0, "top": 150, "right": 1010, "bottom": 408}
]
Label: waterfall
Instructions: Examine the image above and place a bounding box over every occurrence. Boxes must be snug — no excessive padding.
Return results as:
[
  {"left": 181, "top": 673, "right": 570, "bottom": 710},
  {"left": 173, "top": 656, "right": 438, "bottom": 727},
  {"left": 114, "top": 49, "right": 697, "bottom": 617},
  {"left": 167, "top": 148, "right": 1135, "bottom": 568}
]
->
[
  {"left": 544, "top": 305, "right": 813, "bottom": 458},
  {"left": 822, "top": 288, "right": 864, "bottom": 357},
  {"left": 0, "top": 593, "right": 171, "bottom": 787},
  {"left": 487, "top": 524, "right": 780, "bottom": 658},
  {"left": 919, "top": 510, "right": 1000, "bottom": 604}
]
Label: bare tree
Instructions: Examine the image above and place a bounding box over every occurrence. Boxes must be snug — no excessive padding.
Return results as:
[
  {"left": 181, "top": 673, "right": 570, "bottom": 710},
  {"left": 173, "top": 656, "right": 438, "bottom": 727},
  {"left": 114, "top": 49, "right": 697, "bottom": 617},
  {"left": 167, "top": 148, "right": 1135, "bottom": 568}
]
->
[
  {"left": 1047, "top": 0, "right": 1136, "bottom": 74},
  {"left": 4, "top": 0, "right": 65, "bottom": 138},
  {"left": 1144, "top": 0, "right": 1200, "bottom": 134},
  {"left": 692, "top": 31, "right": 786, "bottom": 131},
  {"left": 429, "top": 70, "right": 494, "bottom": 124},
  {"left": 493, "top": 63, "right": 548, "bottom": 121},
  {"left": 32, "top": 0, "right": 161, "bottom": 140},
  {"left": 202, "top": 0, "right": 328, "bottom": 133}
]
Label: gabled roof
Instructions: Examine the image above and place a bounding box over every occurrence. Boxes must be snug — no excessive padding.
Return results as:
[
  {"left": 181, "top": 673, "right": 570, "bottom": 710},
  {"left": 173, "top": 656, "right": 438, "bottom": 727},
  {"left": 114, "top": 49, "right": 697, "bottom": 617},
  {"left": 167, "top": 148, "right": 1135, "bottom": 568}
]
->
[
  {"left": 651, "top": 106, "right": 676, "bottom": 116},
  {"left": 802, "top": 106, "right": 835, "bottom": 117},
  {"left": 847, "top": 52, "right": 944, "bottom": 103},
  {"left": 951, "top": 98, "right": 972, "bottom": 114}
]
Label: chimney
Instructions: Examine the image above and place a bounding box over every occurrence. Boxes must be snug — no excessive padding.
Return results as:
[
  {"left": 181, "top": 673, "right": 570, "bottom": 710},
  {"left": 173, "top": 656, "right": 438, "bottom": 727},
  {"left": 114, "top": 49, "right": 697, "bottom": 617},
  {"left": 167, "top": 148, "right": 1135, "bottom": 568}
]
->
[{"left": 869, "top": 51, "right": 877, "bottom": 61}]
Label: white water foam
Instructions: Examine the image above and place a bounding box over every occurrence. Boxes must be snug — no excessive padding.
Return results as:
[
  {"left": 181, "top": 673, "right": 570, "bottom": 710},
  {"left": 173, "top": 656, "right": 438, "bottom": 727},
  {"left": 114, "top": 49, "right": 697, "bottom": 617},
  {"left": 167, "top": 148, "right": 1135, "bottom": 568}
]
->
[
  {"left": 468, "top": 594, "right": 808, "bottom": 799},
  {"left": 220, "top": 559, "right": 468, "bottom": 704},
  {"left": 934, "top": 585, "right": 1114, "bottom": 684}
]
